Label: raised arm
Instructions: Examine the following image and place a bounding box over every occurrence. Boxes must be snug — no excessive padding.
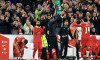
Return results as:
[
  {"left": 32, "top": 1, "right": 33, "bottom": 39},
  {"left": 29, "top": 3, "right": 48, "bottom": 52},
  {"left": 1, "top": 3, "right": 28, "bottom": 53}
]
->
[
  {"left": 69, "top": 28, "right": 74, "bottom": 39},
  {"left": 74, "top": 22, "right": 82, "bottom": 27}
]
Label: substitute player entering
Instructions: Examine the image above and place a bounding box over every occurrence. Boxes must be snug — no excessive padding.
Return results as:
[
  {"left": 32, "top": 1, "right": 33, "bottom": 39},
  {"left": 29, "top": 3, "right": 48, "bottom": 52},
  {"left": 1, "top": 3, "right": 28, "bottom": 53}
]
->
[{"left": 74, "top": 17, "right": 93, "bottom": 60}]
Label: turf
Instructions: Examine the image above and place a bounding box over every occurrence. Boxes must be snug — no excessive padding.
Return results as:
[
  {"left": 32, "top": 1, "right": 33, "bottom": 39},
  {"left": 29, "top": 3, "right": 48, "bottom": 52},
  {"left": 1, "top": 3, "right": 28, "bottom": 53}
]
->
[{"left": 87, "top": 59, "right": 100, "bottom": 60}]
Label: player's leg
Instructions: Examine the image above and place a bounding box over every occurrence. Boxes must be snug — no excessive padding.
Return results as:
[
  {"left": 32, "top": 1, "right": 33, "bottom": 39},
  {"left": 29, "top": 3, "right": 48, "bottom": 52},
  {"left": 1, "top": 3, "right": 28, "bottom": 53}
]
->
[
  {"left": 38, "top": 42, "right": 42, "bottom": 60},
  {"left": 78, "top": 41, "right": 81, "bottom": 58},
  {"left": 76, "top": 40, "right": 80, "bottom": 59},
  {"left": 86, "top": 38, "right": 93, "bottom": 60},
  {"left": 20, "top": 49, "right": 24, "bottom": 59},
  {"left": 80, "top": 39, "right": 86, "bottom": 60},
  {"left": 13, "top": 45, "right": 20, "bottom": 59},
  {"left": 33, "top": 43, "right": 38, "bottom": 58}
]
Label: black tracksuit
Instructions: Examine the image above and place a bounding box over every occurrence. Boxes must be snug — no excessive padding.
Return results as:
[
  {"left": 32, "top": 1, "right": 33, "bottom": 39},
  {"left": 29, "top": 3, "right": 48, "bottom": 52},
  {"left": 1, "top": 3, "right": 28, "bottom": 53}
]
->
[
  {"left": 47, "top": 14, "right": 61, "bottom": 59},
  {"left": 59, "top": 26, "right": 74, "bottom": 59}
]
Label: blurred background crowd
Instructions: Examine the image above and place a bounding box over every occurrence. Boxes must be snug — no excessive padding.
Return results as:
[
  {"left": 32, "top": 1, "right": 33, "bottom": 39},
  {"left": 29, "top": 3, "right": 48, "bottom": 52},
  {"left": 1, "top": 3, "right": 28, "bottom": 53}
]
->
[{"left": 0, "top": 0, "right": 100, "bottom": 35}]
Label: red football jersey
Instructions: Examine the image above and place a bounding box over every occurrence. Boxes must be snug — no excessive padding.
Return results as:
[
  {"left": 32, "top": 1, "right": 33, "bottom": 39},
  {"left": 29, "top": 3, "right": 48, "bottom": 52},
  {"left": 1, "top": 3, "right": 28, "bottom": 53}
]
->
[
  {"left": 13, "top": 36, "right": 25, "bottom": 47},
  {"left": 74, "top": 22, "right": 91, "bottom": 36},
  {"left": 33, "top": 26, "right": 44, "bottom": 42}
]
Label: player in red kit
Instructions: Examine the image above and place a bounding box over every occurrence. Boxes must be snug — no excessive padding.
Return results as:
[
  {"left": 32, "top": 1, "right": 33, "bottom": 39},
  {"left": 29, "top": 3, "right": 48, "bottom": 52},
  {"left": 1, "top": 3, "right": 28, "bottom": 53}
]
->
[
  {"left": 13, "top": 36, "right": 28, "bottom": 60},
  {"left": 33, "top": 20, "right": 44, "bottom": 60},
  {"left": 74, "top": 17, "right": 93, "bottom": 60}
]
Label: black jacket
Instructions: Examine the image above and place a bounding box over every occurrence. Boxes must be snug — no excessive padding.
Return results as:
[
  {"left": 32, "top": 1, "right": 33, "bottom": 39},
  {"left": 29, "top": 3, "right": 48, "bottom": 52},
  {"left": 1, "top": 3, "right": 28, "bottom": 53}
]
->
[
  {"left": 59, "top": 26, "right": 74, "bottom": 39},
  {"left": 48, "top": 14, "right": 62, "bottom": 36},
  {"left": 0, "top": 20, "right": 10, "bottom": 34}
]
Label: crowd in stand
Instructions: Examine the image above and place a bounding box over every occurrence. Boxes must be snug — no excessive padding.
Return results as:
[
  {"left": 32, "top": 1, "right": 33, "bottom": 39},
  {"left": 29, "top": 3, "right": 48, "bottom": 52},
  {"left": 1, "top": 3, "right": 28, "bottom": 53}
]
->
[{"left": 0, "top": 0, "right": 100, "bottom": 35}]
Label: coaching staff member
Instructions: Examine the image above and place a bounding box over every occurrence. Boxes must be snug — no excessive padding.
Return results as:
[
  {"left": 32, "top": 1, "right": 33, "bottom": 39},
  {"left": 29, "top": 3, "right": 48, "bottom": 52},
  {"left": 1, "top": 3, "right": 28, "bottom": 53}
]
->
[
  {"left": 47, "top": 11, "right": 65, "bottom": 60},
  {"left": 59, "top": 20, "right": 74, "bottom": 60}
]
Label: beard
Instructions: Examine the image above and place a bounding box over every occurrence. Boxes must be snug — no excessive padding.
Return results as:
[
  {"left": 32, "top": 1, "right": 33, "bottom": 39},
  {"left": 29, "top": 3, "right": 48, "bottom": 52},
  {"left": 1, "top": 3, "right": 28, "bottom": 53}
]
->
[{"left": 36, "top": 24, "right": 40, "bottom": 26}]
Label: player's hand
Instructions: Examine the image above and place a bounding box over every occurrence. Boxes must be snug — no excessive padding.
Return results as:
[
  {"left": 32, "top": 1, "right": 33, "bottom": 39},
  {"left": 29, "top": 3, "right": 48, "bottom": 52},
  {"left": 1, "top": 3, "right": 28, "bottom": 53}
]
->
[
  {"left": 72, "top": 39, "right": 74, "bottom": 41},
  {"left": 62, "top": 35, "right": 65, "bottom": 38},
  {"left": 76, "top": 40, "right": 79, "bottom": 44},
  {"left": 17, "top": 50, "right": 20, "bottom": 54},
  {"left": 43, "top": 26, "right": 45, "bottom": 29},
  {"left": 19, "top": 53, "right": 21, "bottom": 57},
  {"left": 74, "top": 19, "right": 77, "bottom": 22}
]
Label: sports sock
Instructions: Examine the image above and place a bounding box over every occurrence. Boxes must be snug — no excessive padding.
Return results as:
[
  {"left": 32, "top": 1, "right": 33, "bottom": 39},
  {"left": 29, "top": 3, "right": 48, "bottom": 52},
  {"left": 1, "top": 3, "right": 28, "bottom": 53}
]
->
[
  {"left": 33, "top": 49, "right": 37, "bottom": 58},
  {"left": 38, "top": 49, "right": 42, "bottom": 58}
]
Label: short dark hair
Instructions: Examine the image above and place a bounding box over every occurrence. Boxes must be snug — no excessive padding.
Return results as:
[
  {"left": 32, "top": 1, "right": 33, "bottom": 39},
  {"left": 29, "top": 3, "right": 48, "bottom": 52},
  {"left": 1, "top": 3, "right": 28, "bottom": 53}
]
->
[
  {"left": 83, "top": 17, "right": 88, "bottom": 22},
  {"left": 24, "top": 39, "right": 28, "bottom": 44},
  {"left": 79, "top": 11, "right": 83, "bottom": 14},
  {"left": 64, "top": 20, "right": 68, "bottom": 22}
]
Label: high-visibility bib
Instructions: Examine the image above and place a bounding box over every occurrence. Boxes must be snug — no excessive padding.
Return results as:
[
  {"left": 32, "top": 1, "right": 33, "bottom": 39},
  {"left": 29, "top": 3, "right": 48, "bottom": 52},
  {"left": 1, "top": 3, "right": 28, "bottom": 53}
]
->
[
  {"left": 41, "top": 34, "right": 48, "bottom": 48},
  {"left": 70, "top": 23, "right": 77, "bottom": 36}
]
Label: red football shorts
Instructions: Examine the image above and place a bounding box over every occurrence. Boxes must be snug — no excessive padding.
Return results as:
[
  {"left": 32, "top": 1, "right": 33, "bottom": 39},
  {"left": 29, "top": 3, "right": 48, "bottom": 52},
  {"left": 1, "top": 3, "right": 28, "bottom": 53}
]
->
[
  {"left": 81, "top": 36, "right": 91, "bottom": 47},
  {"left": 34, "top": 42, "right": 42, "bottom": 49}
]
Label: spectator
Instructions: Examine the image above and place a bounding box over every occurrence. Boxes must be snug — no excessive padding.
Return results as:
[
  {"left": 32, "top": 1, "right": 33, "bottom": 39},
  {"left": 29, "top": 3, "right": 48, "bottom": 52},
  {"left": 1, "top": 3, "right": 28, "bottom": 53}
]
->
[
  {"left": 91, "top": 12, "right": 99, "bottom": 34},
  {"left": 11, "top": 20, "right": 22, "bottom": 34},
  {"left": 77, "top": 11, "right": 83, "bottom": 24},
  {"left": 23, "top": 19, "right": 33, "bottom": 35},
  {"left": 90, "top": 27, "right": 97, "bottom": 35},
  {"left": 0, "top": 15, "right": 10, "bottom": 34},
  {"left": 0, "top": 0, "right": 99, "bottom": 35},
  {"left": 35, "top": 4, "right": 44, "bottom": 21},
  {"left": 21, "top": 11, "right": 27, "bottom": 25}
]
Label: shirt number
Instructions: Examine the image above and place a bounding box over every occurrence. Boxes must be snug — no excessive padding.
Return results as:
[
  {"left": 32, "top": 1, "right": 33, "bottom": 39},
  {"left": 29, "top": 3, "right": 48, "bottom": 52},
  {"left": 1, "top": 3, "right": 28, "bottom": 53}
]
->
[{"left": 85, "top": 27, "right": 90, "bottom": 34}]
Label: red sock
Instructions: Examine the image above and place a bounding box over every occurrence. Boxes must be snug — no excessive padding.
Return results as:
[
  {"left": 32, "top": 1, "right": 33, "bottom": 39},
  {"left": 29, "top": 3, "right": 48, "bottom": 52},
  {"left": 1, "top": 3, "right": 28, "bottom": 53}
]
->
[
  {"left": 33, "top": 49, "right": 37, "bottom": 58},
  {"left": 88, "top": 48, "right": 92, "bottom": 55},
  {"left": 38, "top": 49, "right": 42, "bottom": 58},
  {"left": 81, "top": 48, "right": 84, "bottom": 58},
  {"left": 83, "top": 48, "right": 86, "bottom": 55}
]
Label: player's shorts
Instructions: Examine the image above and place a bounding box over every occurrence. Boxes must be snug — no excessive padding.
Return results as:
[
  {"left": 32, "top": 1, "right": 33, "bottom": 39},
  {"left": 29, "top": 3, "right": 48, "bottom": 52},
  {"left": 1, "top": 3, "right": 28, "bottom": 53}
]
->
[
  {"left": 34, "top": 42, "right": 42, "bottom": 49},
  {"left": 81, "top": 36, "right": 91, "bottom": 47}
]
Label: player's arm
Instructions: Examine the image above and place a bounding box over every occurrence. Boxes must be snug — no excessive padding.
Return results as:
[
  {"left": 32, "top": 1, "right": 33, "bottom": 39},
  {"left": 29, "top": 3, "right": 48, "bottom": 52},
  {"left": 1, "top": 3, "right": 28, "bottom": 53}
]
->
[
  {"left": 41, "top": 27, "right": 45, "bottom": 35},
  {"left": 74, "top": 22, "right": 82, "bottom": 27},
  {"left": 15, "top": 41, "right": 20, "bottom": 54},
  {"left": 33, "top": 27, "right": 39, "bottom": 34},
  {"left": 59, "top": 27, "right": 62, "bottom": 37},
  {"left": 76, "top": 30, "right": 79, "bottom": 43},
  {"left": 69, "top": 28, "right": 74, "bottom": 39},
  {"left": 20, "top": 40, "right": 25, "bottom": 53}
]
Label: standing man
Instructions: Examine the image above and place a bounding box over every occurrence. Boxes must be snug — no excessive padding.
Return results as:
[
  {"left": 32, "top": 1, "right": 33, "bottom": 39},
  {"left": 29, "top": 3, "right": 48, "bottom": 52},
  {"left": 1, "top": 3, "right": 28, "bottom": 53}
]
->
[
  {"left": 13, "top": 36, "right": 28, "bottom": 60},
  {"left": 33, "top": 20, "right": 44, "bottom": 60},
  {"left": 59, "top": 20, "right": 74, "bottom": 60},
  {"left": 74, "top": 17, "right": 93, "bottom": 60}
]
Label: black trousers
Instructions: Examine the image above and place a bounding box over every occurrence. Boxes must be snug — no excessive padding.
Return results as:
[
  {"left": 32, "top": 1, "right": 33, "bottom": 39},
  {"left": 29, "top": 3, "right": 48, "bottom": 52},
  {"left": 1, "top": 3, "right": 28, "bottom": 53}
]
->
[
  {"left": 60, "top": 37, "right": 68, "bottom": 59},
  {"left": 41, "top": 48, "right": 47, "bottom": 60},
  {"left": 48, "top": 36, "right": 59, "bottom": 58},
  {"left": 76, "top": 43, "right": 79, "bottom": 59}
]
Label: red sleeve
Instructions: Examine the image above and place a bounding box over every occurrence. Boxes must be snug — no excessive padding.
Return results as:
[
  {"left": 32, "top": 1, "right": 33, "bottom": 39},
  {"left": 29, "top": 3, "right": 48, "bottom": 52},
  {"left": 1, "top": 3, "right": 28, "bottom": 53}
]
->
[
  {"left": 41, "top": 28, "right": 44, "bottom": 35},
  {"left": 33, "top": 27, "right": 40, "bottom": 34},
  {"left": 74, "top": 22, "right": 82, "bottom": 27},
  {"left": 89, "top": 23, "right": 91, "bottom": 27}
]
